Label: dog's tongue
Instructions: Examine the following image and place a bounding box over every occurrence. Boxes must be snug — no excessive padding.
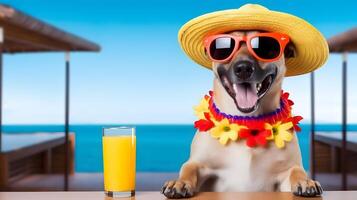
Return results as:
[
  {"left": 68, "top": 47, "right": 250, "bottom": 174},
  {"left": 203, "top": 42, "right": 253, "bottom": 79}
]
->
[{"left": 233, "top": 83, "right": 258, "bottom": 109}]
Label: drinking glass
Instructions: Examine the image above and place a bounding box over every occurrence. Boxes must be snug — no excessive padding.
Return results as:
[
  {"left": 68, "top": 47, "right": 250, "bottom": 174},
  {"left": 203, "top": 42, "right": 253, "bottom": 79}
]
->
[{"left": 102, "top": 126, "right": 136, "bottom": 197}]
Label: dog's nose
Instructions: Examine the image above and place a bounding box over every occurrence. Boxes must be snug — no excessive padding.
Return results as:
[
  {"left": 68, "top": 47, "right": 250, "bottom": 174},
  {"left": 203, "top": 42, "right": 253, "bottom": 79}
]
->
[{"left": 233, "top": 61, "right": 255, "bottom": 80}]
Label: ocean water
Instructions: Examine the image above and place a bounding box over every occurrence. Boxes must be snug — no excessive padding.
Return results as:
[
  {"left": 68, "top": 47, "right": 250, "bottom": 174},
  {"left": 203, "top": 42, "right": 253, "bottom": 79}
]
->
[{"left": 2, "top": 124, "right": 357, "bottom": 172}]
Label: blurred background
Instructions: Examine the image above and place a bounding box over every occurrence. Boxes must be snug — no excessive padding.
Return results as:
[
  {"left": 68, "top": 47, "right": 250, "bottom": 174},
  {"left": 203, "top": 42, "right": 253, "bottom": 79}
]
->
[{"left": 0, "top": 0, "right": 356, "bottom": 191}]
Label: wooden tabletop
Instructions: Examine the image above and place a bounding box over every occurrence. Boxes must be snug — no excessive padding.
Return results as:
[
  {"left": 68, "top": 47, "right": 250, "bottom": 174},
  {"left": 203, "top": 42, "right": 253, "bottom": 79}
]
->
[{"left": 0, "top": 191, "right": 357, "bottom": 200}]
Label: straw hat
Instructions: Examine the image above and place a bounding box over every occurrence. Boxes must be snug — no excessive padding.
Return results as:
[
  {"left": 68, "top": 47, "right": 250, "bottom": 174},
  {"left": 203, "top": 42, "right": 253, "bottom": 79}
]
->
[{"left": 178, "top": 4, "right": 329, "bottom": 76}]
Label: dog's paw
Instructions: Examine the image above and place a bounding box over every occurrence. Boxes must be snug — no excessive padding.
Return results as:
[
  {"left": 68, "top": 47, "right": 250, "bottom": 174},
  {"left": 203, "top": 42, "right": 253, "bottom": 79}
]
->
[
  {"left": 161, "top": 180, "right": 194, "bottom": 199},
  {"left": 292, "top": 179, "right": 323, "bottom": 197}
]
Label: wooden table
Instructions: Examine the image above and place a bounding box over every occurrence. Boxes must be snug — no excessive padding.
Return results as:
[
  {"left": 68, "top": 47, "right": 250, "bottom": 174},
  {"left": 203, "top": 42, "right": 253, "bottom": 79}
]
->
[{"left": 0, "top": 191, "right": 356, "bottom": 200}]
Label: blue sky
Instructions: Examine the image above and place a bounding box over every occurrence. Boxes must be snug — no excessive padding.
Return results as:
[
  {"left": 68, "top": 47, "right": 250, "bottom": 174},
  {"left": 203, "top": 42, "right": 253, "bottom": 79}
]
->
[{"left": 2, "top": 0, "right": 357, "bottom": 124}]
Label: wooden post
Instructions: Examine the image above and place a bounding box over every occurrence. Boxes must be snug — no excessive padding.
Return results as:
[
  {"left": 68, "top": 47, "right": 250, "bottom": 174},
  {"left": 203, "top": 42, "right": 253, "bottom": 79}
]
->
[
  {"left": 64, "top": 52, "right": 70, "bottom": 191},
  {"left": 0, "top": 27, "right": 4, "bottom": 190},
  {"left": 0, "top": 27, "right": 3, "bottom": 152},
  {"left": 341, "top": 52, "right": 348, "bottom": 190},
  {"left": 310, "top": 72, "right": 316, "bottom": 180}
]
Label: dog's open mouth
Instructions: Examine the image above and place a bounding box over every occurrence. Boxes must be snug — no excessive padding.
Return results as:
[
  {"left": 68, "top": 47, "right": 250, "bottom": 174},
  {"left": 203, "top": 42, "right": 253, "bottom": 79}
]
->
[{"left": 221, "top": 71, "right": 276, "bottom": 113}]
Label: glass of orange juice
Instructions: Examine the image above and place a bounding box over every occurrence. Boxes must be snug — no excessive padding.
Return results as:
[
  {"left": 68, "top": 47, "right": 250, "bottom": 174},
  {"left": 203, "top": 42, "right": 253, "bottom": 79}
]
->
[{"left": 102, "top": 126, "right": 136, "bottom": 198}]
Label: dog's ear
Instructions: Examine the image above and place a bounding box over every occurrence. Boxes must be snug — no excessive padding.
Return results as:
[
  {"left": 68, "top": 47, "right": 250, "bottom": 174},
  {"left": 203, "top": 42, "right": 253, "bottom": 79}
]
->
[{"left": 284, "top": 42, "right": 296, "bottom": 59}]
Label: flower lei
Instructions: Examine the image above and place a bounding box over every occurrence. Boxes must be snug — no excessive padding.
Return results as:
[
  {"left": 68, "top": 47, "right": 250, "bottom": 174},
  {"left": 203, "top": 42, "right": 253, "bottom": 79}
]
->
[{"left": 193, "top": 91, "right": 303, "bottom": 149}]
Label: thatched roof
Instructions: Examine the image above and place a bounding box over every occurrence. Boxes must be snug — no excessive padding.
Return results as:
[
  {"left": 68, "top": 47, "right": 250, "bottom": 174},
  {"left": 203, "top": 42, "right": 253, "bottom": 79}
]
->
[
  {"left": 328, "top": 27, "right": 357, "bottom": 53},
  {"left": 0, "top": 4, "right": 100, "bottom": 53}
]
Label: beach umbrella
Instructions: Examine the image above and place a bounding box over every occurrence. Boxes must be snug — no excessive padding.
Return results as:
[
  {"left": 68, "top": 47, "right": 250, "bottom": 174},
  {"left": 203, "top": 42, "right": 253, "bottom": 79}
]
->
[
  {"left": 327, "top": 27, "right": 357, "bottom": 190},
  {"left": 0, "top": 4, "right": 100, "bottom": 190}
]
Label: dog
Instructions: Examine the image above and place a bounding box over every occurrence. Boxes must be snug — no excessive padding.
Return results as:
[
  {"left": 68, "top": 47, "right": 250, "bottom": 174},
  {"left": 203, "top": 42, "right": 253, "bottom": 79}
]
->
[{"left": 161, "top": 30, "right": 323, "bottom": 198}]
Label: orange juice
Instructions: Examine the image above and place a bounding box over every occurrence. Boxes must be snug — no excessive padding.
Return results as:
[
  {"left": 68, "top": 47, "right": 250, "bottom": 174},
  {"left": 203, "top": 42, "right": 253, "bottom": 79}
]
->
[{"left": 102, "top": 135, "right": 136, "bottom": 192}]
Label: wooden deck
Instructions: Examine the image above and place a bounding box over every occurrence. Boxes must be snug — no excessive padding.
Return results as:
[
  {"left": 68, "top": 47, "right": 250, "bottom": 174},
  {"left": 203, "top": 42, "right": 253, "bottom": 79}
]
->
[
  {"left": 315, "top": 132, "right": 357, "bottom": 173},
  {"left": 315, "top": 132, "right": 357, "bottom": 190},
  {"left": 0, "top": 132, "right": 75, "bottom": 189}
]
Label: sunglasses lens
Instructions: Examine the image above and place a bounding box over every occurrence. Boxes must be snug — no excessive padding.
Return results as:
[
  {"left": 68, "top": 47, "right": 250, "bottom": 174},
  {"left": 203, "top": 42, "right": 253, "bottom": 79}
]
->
[
  {"left": 250, "top": 36, "right": 281, "bottom": 60},
  {"left": 209, "top": 37, "right": 235, "bottom": 60}
]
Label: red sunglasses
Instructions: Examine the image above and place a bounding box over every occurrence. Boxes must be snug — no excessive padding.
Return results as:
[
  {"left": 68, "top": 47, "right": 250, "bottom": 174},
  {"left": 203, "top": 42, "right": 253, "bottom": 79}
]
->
[{"left": 203, "top": 32, "right": 290, "bottom": 63}]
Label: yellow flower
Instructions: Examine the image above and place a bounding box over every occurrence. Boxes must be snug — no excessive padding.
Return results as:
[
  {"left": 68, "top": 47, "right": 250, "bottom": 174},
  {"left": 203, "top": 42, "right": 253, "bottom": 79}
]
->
[
  {"left": 210, "top": 118, "right": 246, "bottom": 145},
  {"left": 193, "top": 98, "right": 209, "bottom": 119},
  {"left": 265, "top": 121, "right": 294, "bottom": 148}
]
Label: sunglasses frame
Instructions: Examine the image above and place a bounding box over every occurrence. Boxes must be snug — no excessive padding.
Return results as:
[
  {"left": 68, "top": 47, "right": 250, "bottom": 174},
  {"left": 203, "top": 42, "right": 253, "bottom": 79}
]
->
[{"left": 203, "top": 32, "right": 290, "bottom": 63}]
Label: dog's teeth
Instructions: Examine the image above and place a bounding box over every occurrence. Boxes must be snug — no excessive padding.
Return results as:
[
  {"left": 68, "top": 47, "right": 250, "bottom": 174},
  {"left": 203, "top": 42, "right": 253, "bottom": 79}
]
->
[{"left": 256, "top": 83, "right": 262, "bottom": 92}]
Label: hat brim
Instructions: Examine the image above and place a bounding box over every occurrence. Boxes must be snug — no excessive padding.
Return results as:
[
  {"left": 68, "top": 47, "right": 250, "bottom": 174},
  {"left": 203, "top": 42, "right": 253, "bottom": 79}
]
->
[{"left": 178, "top": 8, "right": 329, "bottom": 76}]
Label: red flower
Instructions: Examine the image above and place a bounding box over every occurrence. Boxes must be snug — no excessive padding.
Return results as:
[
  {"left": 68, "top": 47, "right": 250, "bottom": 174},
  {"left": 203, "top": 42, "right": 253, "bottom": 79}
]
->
[
  {"left": 209, "top": 90, "right": 214, "bottom": 96},
  {"left": 194, "top": 112, "right": 214, "bottom": 132},
  {"left": 282, "top": 116, "right": 303, "bottom": 132},
  {"left": 281, "top": 91, "right": 294, "bottom": 106},
  {"left": 239, "top": 121, "right": 271, "bottom": 147}
]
